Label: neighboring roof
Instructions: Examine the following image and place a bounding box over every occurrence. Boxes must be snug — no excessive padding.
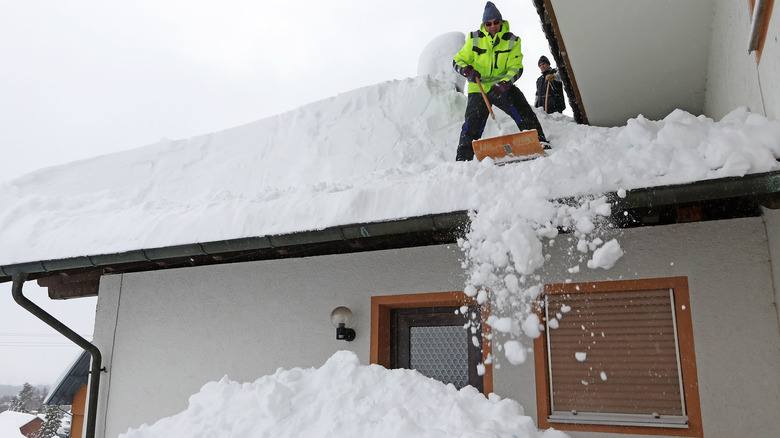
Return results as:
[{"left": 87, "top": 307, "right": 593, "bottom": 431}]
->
[
  {"left": 535, "top": 0, "right": 713, "bottom": 126},
  {"left": 0, "top": 410, "right": 37, "bottom": 427},
  {"left": 44, "top": 350, "right": 90, "bottom": 406}
]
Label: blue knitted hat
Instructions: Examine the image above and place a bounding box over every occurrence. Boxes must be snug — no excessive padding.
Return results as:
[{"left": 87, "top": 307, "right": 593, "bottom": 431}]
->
[{"left": 482, "top": 2, "right": 502, "bottom": 23}]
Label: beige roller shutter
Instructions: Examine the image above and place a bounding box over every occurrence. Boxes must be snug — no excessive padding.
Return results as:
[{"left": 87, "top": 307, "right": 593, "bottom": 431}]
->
[{"left": 545, "top": 288, "right": 687, "bottom": 424}]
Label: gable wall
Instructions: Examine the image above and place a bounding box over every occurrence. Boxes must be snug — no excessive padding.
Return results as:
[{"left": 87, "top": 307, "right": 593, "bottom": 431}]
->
[
  {"left": 704, "top": 0, "right": 779, "bottom": 121},
  {"left": 91, "top": 217, "right": 780, "bottom": 437}
]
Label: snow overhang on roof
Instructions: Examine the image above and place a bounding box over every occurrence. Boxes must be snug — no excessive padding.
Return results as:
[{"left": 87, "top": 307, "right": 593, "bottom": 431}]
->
[{"left": 3, "top": 172, "right": 780, "bottom": 299}]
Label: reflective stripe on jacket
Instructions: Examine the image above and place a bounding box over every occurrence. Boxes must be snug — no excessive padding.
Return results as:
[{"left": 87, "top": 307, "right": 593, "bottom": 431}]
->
[{"left": 453, "top": 20, "right": 524, "bottom": 94}]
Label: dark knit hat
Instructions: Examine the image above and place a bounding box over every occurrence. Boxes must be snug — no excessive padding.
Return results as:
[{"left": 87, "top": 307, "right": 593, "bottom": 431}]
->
[
  {"left": 538, "top": 55, "right": 550, "bottom": 65},
  {"left": 482, "top": 2, "right": 502, "bottom": 23}
]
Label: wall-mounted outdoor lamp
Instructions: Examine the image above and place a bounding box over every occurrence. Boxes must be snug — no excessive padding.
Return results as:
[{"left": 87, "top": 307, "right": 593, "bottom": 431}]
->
[{"left": 330, "top": 306, "right": 356, "bottom": 341}]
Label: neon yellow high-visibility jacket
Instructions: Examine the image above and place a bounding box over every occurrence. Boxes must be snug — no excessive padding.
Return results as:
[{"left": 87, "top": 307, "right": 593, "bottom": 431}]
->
[{"left": 453, "top": 20, "right": 524, "bottom": 94}]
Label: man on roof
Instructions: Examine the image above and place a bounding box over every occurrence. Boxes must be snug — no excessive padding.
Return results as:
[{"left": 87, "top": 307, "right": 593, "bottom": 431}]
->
[
  {"left": 535, "top": 55, "right": 566, "bottom": 114},
  {"left": 453, "top": 1, "right": 549, "bottom": 161}
]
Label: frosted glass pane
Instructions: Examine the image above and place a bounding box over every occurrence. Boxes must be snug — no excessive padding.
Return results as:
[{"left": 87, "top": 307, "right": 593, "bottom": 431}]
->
[{"left": 410, "top": 325, "right": 469, "bottom": 389}]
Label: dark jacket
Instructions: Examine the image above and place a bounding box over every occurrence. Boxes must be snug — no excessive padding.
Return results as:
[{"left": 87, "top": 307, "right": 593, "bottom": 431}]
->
[{"left": 534, "top": 68, "right": 566, "bottom": 113}]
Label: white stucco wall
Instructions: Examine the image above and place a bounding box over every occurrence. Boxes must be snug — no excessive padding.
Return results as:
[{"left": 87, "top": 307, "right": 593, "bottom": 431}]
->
[
  {"left": 760, "top": 207, "right": 780, "bottom": 326},
  {"left": 93, "top": 218, "right": 780, "bottom": 438},
  {"left": 704, "top": 0, "right": 779, "bottom": 121},
  {"left": 92, "top": 244, "right": 467, "bottom": 437}
]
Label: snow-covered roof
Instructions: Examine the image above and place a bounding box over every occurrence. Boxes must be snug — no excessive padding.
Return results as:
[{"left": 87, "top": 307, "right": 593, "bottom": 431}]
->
[
  {"left": 1, "top": 62, "right": 779, "bottom": 280},
  {"left": 0, "top": 411, "right": 37, "bottom": 427}
]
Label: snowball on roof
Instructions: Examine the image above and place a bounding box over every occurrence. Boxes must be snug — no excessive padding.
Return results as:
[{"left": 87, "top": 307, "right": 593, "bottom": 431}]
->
[{"left": 417, "top": 32, "right": 466, "bottom": 91}]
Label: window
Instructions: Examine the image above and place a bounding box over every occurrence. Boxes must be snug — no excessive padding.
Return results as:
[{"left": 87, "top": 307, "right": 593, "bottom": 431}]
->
[
  {"left": 534, "top": 277, "right": 703, "bottom": 436},
  {"left": 371, "top": 292, "right": 493, "bottom": 395}
]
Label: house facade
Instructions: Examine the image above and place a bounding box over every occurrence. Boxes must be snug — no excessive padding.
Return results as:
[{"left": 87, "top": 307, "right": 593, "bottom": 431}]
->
[{"left": 89, "top": 206, "right": 780, "bottom": 437}]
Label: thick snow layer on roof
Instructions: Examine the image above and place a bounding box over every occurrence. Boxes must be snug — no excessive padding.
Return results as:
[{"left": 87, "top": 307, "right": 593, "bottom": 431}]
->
[{"left": 1, "top": 74, "right": 778, "bottom": 267}]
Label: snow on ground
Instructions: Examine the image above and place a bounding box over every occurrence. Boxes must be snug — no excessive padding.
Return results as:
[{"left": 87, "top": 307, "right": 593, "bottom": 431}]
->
[
  {"left": 119, "top": 351, "right": 570, "bottom": 438},
  {"left": 0, "top": 421, "right": 25, "bottom": 438}
]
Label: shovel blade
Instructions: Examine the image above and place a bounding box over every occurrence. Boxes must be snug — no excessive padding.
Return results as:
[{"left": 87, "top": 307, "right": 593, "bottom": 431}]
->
[{"left": 473, "top": 130, "right": 546, "bottom": 161}]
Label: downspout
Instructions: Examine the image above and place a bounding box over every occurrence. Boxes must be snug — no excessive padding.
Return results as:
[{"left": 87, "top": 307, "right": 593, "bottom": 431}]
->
[
  {"left": 748, "top": 0, "right": 767, "bottom": 53},
  {"left": 11, "top": 272, "right": 102, "bottom": 438}
]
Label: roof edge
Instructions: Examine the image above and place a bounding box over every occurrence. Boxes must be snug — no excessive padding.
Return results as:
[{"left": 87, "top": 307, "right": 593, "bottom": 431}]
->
[{"left": 2, "top": 171, "right": 779, "bottom": 286}]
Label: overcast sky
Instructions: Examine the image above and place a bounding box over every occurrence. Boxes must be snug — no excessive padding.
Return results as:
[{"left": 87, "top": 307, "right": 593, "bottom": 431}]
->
[{"left": 0, "top": 1, "right": 551, "bottom": 386}]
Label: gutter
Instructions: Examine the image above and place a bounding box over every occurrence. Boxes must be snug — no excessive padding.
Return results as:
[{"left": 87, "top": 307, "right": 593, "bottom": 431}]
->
[
  {"left": 0, "top": 210, "right": 470, "bottom": 283},
  {"left": 2, "top": 172, "right": 780, "bottom": 284},
  {"left": 11, "top": 273, "right": 103, "bottom": 438}
]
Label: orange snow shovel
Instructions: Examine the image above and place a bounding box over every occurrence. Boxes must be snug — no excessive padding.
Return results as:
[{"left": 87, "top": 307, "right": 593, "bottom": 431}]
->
[{"left": 472, "top": 77, "right": 546, "bottom": 162}]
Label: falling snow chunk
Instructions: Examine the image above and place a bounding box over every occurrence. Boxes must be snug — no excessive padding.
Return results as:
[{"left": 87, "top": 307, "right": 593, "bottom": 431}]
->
[
  {"left": 522, "top": 314, "right": 542, "bottom": 338},
  {"left": 587, "top": 239, "right": 624, "bottom": 269},
  {"left": 503, "top": 340, "right": 527, "bottom": 365},
  {"left": 490, "top": 316, "right": 515, "bottom": 333},
  {"left": 600, "top": 372, "right": 608, "bottom": 381},
  {"left": 575, "top": 352, "right": 587, "bottom": 362}
]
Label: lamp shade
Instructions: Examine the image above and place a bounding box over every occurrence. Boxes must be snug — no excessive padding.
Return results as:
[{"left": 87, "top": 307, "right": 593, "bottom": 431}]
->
[{"left": 330, "top": 306, "right": 354, "bottom": 328}]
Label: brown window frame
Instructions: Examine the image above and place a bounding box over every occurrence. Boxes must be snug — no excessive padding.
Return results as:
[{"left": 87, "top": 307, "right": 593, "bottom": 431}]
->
[
  {"left": 534, "top": 277, "right": 703, "bottom": 437},
  {"left": 371, "top": 291, "right": 493, "bottom": 396}
]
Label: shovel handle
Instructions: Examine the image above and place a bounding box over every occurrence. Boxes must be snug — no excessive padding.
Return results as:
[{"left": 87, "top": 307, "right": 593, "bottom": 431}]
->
[
  {"left": 475, "top": 77, "right": 496, "bottom": 121},
  {"left": 545, "top": 80, "right": 551, "bottom": 113}
]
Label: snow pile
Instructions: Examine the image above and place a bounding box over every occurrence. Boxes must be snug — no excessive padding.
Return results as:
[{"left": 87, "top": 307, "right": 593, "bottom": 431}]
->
[
  {"left": 417, "top": 32, "right": 466, "bottom": 92},
  {"left": 0, "top": 411, "right": 33, "bottom": 438},
  {"left": 120, "top": 351, "right": 570, "bottom": 438},
  {"left": 0, "top": 421, "right": 25, "bottom": 438}
]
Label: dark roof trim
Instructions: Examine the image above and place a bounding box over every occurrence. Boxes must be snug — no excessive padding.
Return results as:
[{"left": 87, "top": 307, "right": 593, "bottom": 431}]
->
[
  {"left": 2, "top": 171, "right": 779, "bottom": 290},
  {"left": 44, "top": 350, "right": 90, "bottom": 406},
  {"left": 0, "top": 211, "right": 470, "bottom": 284}
]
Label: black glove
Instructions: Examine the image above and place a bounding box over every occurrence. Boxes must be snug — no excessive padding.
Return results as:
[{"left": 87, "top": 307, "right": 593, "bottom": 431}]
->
[
  {"left": 463, "top": 65, "right": 481, "bottom": 82},
  {"left": 492, "top": 81, "right": 511, "bottom": 96}
]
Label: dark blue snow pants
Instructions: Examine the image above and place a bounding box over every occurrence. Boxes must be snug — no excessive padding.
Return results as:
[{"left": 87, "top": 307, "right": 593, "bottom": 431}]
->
[{"left": 455, "top": 86, "right": 547, "bottom": 161}]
